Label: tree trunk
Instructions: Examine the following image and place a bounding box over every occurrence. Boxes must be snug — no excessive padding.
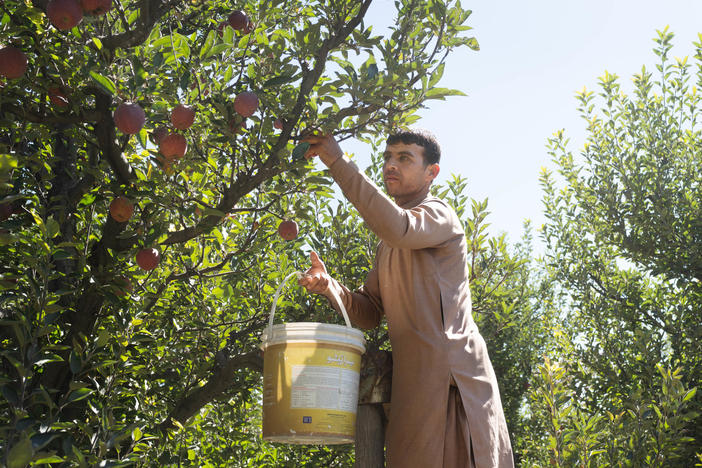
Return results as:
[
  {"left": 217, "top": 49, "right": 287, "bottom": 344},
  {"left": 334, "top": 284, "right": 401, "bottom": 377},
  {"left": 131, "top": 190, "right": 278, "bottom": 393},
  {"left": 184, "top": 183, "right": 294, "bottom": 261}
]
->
[
  {"left": 354, "top": 403, "right": 385, "bottom": 468},
  {"left": 355, "top": 348, "right": 392, "bottom": 467}
]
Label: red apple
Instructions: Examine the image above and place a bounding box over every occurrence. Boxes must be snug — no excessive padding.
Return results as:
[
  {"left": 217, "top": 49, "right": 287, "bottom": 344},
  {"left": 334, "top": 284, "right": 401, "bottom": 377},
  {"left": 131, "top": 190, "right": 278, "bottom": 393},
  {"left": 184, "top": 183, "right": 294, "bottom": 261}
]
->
[
  {"left": 114, "top": 276, "right": 132, "bottom": 296},
  {"left": 277, "top": 220, "right": 298, "bottom": 240},
  {"left": 80, "top": 0, "right": 111, "bottom": 15},
  {"left": 170, "top": 104, "right": 195, "bottom": 130},
  {"left": 216, "top": 21, "right": 228, "bottom": 37},
  {"left": 228, "top": 119, "right": 246, "bottom": 134},
  {"left": 151, "top": 126, "right": 168, "bottom": 145},
  {"left": 273, "top": 118, "right": 283, "bottom": 130},
  {"left": 0, "top": 203, "right": 13, "bottom": 221},
  {"left": 155, "top": 155, "right": 173, "bottom": 173},
  {"left": 136, "top": 248, "right": 160, "bottom": 271},
  {"left": 48, "top": 86, "right": 69, "bottom": 107},
  {"left": 47, "top": 0, "right": 83, "bottom": 31},
  {"left": 233, "top": 91, "right": 258, "bottom": 118},
  {"left": 114, "top": 102, "right": 146, "bottom": 135},
  {"left": 159, "top": 133, "right": 187, "bottom": 160},
  {"left": 109, "top": 196, "right": 134, "bottom": 222},
  {"left": 228, "top": 10, "right": 249, "bottom": 30},
  {"left": 0, "top": 46, "right": 28, "bottom": 79}
]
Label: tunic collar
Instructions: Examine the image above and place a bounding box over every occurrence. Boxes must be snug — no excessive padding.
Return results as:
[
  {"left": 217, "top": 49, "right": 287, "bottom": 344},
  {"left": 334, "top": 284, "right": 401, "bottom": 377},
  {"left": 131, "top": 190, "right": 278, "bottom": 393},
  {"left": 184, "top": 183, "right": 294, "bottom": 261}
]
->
[{"left": 398, "top": 191, "right": 431, "bottom": 209}]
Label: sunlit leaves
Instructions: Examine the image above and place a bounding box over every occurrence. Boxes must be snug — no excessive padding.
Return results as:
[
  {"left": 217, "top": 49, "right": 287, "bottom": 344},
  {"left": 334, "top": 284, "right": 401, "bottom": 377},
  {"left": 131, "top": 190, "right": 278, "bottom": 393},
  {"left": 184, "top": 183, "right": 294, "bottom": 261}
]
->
[{"left": 528, "top": 29, "right": 702, "bottom": 465}]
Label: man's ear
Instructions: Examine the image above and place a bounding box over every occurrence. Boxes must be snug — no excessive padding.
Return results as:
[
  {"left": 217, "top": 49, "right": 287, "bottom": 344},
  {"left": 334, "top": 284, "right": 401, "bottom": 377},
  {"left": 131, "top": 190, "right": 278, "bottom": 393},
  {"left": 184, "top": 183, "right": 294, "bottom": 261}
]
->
[{"left": 428, "top": 163, "right": 440, "bottom": 181}]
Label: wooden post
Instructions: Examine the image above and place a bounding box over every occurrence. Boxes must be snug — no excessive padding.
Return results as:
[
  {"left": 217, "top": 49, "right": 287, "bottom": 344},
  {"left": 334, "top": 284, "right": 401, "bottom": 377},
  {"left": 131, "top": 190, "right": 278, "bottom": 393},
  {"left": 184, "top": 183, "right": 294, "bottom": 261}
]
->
[
  {"left": 355, "top": 404, "right": 385, "bottom": 467},
  {"left": 354, "top": 348, "right": 392, "bottom": 468}
]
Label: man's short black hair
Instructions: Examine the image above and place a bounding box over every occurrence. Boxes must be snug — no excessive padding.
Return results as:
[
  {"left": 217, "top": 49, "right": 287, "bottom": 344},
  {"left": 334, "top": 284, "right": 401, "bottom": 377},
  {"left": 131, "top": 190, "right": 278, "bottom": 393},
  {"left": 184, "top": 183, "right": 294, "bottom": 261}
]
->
[{"left": 386, "top": 129, "right": 441, "bottom": 166}]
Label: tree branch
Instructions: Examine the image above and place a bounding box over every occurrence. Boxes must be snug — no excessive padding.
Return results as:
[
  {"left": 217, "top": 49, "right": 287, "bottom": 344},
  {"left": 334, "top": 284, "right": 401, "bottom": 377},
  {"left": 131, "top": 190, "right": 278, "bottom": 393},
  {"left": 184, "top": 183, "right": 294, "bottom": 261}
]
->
[
  {"left": 162, "top": 0, "right": 373, "bottom": 246},
  {"left": 100, "top": 0, "right": 178, "bottom": 50},
  {"left": 158, "top": 349, "right": 263, "bottom": 431}
]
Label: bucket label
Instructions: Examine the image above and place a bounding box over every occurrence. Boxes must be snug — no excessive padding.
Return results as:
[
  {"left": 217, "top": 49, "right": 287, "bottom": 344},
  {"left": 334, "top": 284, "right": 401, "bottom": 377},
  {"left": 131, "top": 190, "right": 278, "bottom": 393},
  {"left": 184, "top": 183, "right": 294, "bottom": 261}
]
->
[{"left": 290, "top": 365, "right": 360, "bottom": 412}]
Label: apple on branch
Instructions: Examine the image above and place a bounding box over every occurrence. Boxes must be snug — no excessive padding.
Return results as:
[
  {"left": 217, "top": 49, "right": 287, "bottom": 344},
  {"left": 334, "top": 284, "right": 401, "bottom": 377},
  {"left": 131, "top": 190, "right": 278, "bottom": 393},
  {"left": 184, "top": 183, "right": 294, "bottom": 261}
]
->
[
  {"left": 114, "top": 102, "right": 146, "bottom": 135},
  {"left": 0, "top": 46, "right": 28, "bottom": 80},
  {"left": 228, "top": 10, "right": 253, "bottom": 33},
  {"left": 47, "top": 0, "right": 83, "bottom": 30},
  {"left": 136, "top": 248, "right": 160, "bottom": 271},
  {"left": 170, "top": 104, "right": 196, "bottom": 130},
  {"left": 109, "top": 196, "right": 134, "bottom": 223},
  {"left": 151, "top": 126, "right": 169, "bottom": 145},
  {"left": 277, "top": 220, "right": 298, "bottom": 241},
  {"left": 48, "top": 86, "right": 69, "bottom": 107},
  {"left": 233, "top": 91, "right": 259, "bottom": 118},
  {"left": 159, "top": 133, "right": 187, "bottom": 160},
  {"left": 80, "top": 0, "right": 111, "bottom": 15}
]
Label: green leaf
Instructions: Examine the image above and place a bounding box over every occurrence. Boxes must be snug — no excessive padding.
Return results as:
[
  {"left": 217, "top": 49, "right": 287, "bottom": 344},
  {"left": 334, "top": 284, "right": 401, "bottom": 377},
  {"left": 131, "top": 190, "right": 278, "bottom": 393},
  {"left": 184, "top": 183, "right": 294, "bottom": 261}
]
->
[
  {"left": 8, "top": 435, "right": 32, "bottom": 468},
  {"left": 200, "top": 30, "right": 216, "bottom": 59},
  {"left": 0, "top": 153, "right": 18, "bottom": 172},
  {"left": 1, "top": 384, "right": 19, "bottom": 406},
  {"left": 425, "top": 87, "right": 466, "bottom": 100},
  {"left": 33, "top": 454, "right": 65, "bottom": 463},
  {"left": 179, "top": 69, "right": 191, "bottom": 92},
  {"left": 428, "top": 62, "right": 445, "bottom": 88},
  {"left": 31, "top": 432, "right": 60, "bottom": 451},
  {"left": 201, "top": 207, "right": 227, "bottom": 217},
  {"left": 365, "top": 63, "right": 379, "bottom": 80},
  {"left": 207, "top": 43, "right": 231, "bottom": 58},
  {"left": 682, "top": 387, "right": 697, "bottom": 402},
  {"left": 69, "top": 350, "right": 81, "bottom": 374},
  {"left": 90, "top": 72, "right": 116, "bottom": 95},
  {"left": 263, "top": 74, "right": 297, "bottom": 88},
  {"left": 66, "top": 388, "right": 93, "bottom": 403},
  {"left": 291, "top": 142, "right": 310, "bottom": 161},
  {"left": 138, "top": 128, "right": 148, "bottom": 149},
  {"left": 304, "top": 176, "right": 332, "bottom": 186},
  {"left": 132, "top": 57, "right": 147, "bottom": 87}
]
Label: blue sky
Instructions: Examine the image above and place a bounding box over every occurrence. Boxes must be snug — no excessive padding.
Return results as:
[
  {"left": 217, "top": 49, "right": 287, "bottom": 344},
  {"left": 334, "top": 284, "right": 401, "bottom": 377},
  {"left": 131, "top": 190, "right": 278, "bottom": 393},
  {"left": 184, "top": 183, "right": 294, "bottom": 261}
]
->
[{"left": 341, "top": 0, "right": 702, "bottom": 250}]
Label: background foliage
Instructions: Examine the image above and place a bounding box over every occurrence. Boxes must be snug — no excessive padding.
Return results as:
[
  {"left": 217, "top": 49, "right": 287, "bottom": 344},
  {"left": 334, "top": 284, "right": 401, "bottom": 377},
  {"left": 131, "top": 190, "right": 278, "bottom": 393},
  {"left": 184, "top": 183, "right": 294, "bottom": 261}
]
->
[{"left": 520, "top": 29, "right": 701, "bottom": 467}]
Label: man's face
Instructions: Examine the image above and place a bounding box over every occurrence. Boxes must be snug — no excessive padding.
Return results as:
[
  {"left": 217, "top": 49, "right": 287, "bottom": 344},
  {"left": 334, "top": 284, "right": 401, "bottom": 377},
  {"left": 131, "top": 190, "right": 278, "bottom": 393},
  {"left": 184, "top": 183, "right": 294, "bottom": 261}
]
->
[{"left": 382, "top": 142, "right": 439, "bottom": 203}]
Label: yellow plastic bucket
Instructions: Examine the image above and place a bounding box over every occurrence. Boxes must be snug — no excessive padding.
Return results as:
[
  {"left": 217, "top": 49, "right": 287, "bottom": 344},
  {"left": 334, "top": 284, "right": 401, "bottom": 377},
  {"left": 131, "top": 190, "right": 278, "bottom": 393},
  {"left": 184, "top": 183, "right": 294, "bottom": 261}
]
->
[{"left": 260, "top": 272, "right": 366, "bottom": 444}]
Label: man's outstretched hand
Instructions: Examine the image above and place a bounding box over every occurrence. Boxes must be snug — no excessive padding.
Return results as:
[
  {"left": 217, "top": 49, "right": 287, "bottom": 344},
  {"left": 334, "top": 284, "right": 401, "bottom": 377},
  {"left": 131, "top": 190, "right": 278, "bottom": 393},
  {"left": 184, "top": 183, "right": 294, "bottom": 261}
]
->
[
  {"left": 302, "top": 133, "right": 343, "bottom": 167},
  {"left": 298, "top": 251, "right": 331, "bottom": 296}
]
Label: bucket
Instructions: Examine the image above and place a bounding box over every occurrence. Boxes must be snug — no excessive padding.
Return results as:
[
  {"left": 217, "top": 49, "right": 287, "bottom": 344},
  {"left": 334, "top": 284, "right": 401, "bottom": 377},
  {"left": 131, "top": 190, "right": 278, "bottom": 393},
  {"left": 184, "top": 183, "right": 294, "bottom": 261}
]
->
[{"left": 260, "top": 271, "right": 366, "bottom": 444}]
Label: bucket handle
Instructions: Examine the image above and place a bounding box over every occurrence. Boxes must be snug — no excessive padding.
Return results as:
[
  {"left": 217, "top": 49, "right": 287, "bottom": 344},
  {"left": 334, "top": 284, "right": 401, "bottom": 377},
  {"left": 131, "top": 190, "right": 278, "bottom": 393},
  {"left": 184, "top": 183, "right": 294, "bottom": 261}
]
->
[{"left": 267, "top": 271, "right": 353, "bottom": 334}]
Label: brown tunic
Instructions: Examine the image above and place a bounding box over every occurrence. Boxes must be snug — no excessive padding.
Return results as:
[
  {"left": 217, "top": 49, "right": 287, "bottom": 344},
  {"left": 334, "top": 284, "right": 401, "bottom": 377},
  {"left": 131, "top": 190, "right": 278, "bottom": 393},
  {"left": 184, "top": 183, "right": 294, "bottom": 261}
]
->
[{"left": 326, "top": 156, "right": 514, "bottom": 468}]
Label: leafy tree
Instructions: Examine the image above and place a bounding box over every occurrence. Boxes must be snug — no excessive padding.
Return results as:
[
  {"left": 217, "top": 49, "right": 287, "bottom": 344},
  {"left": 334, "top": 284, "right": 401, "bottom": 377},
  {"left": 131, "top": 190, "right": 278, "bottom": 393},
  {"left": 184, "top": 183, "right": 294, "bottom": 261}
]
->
[
  {"left": 0, "top": 0, "right": 480, "bottom": 465},
  {"left": 525, "top": 28, "right": 701, "bottom": 466}
]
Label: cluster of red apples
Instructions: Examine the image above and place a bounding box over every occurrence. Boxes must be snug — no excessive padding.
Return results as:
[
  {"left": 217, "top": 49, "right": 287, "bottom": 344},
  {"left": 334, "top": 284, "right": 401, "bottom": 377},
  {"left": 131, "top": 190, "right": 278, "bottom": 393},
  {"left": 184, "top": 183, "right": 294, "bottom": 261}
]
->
[
  {"left": 0, "top": 0, "right": 110, "bottom": 81},
  {"left": 3, "top": 6, "right": 298, "bottom": 285},
  {"left": 107, "top": 195, "right": 160, "bottom": 280}
]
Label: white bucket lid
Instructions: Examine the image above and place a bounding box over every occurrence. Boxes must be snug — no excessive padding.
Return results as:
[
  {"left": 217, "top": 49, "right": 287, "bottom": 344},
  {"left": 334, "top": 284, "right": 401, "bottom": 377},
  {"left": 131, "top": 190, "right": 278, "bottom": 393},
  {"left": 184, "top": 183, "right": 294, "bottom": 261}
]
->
[{"left": 261, "top": 322, "right": 366, "bottom": 353}]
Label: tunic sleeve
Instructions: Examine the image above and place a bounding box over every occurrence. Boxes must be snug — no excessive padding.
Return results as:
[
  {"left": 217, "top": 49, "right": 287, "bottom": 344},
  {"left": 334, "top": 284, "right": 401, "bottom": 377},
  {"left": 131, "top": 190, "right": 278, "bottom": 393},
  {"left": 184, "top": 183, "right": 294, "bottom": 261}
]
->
[
  {"left": 328, "top": 156, "right": 458, "bottom": 249},
  {"left": 327, "top": 256, "right": 383, "bottom": 330}
]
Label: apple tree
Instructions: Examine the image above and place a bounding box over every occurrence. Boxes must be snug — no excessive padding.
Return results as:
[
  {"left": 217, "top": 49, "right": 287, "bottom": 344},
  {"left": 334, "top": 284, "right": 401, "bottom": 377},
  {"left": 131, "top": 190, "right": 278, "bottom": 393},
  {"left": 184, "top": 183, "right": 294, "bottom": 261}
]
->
[
  {"left": 0, "top": 0, "right": 479, "bottom": 465},
  {"left": 522, "top": 29, "right": 701, "bottom": 466}
]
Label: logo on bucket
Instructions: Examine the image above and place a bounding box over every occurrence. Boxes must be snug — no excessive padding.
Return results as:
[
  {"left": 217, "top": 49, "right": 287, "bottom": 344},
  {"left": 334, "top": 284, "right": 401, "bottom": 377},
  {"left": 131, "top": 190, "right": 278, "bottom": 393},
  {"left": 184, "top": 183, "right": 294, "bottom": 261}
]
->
[
  {"left": 327, "top": 353, "right": 355, "bottom": 367},
  {"left": 302, "top": 416, "right": 312, "bottom": 424}
]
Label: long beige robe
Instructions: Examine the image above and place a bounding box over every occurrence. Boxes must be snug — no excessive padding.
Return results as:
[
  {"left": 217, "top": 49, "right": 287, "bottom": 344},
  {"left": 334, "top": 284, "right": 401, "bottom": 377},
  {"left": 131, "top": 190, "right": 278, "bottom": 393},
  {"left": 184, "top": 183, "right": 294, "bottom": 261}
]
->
[{"left": 326, "top": 156, "right": 514, "bottom": 468}]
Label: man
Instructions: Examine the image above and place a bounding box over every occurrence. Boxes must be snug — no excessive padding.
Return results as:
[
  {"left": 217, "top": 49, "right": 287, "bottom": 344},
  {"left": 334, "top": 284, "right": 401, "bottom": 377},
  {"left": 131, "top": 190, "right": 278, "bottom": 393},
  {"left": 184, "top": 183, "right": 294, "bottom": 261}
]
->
[{"left": 299, "top": 130, "right": 514, "bottom": 468}]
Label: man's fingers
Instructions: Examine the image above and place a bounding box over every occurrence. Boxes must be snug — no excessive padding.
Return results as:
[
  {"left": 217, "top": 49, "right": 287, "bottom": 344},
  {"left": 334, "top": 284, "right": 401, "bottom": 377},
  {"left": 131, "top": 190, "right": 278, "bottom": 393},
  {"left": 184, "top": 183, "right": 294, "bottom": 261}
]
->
[{"left": 309, "top": 251, "right": 325, "bottom": 269}]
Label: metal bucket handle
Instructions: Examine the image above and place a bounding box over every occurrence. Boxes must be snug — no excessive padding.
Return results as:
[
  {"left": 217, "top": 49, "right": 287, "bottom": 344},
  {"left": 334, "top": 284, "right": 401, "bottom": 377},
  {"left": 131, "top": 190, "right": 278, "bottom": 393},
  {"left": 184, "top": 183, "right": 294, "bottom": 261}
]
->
[{"left": 266, "top": 271, "right": 353, "bottom": 336}]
